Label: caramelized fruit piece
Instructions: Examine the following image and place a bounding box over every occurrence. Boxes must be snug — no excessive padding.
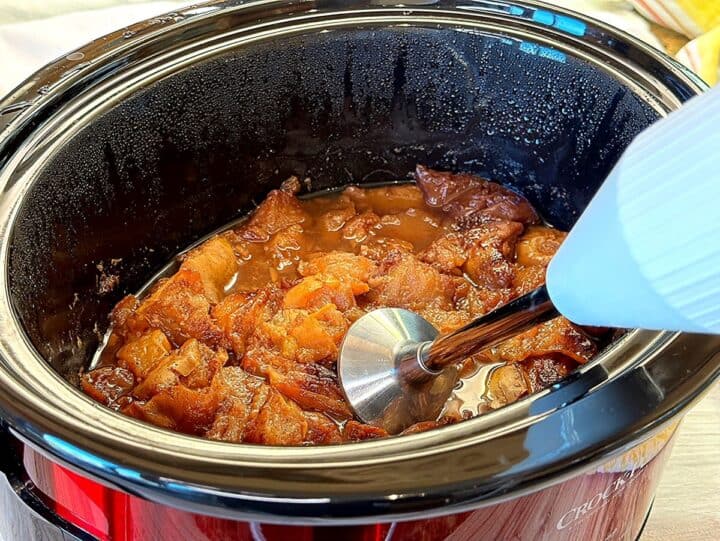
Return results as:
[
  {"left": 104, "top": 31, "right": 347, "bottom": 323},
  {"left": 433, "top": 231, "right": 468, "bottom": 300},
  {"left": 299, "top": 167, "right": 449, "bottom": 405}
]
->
[
  {"left": 84, "top": 171, "right": 597, "bottom": 446},
  {"left": 345, "top": 183, "right": 425, "bottom": 215},
  {"left": 266, "top": 364, "right": 353, "bottom": 420},
  {"left": 182, "top": 236, "right": 238, "bottom": 303},
  {"left": 243, "top": 390, "right": 308, "bottom": 445},
  {"left": 116, "top": 329, "right": 171, "bottom": 379},
  {"left": 515, "top": 226, "right": 566, "bottom": 267},
  {"left": 492, "top": 318, "right": 597, "bottom": 364},
  {"left": 212, "top": 285, "right": 282, "bottom": 357},
  {"left": 487, "top": 364, "right": 529, "bottom": 409},
  {"left": 132, "top": 339, "right": 227, "bottom": 400},
  {"left": 283, "top": 275, "right": 357, "bottom": 312},
  {"left": 415, "top": 165, "right": 538, "bottom": 226},
  {"left": 418, "top": 233, "right": 467, "bottom": 274},
  {"left": 81, "top": 367, "right": 135, "bottom": 407},
  {"left": 343, "top": 420, "right": 389, "bottom": 442},
  {"left": 239, "top": 182, "right": 307, "bottom": 242},
  {"left": 299, "top": 251, "right": 376, "bottom": 294},
  {"left": 304, "top": 412, "right": 343, "bottom": 445},
  {"left": 366, "top": 253, "right": 456, "bottom": 311},
  {"left": 521, "top": 356, "right": 577, "bottom": 393},
  {"left": 342, "top": 211, "right": 380, "bottom": 242},
  {"left": 128, "top": 382, "right": 223, "bottom": 435},
  {"left": 463, "top": 221, "right": 524, "bottom": 288},
  {"left": 206, "top": 367, "right": 270, "bottom": 443},
  {"left": 138, "top": 268, "right": 222, "bottom": 347}
]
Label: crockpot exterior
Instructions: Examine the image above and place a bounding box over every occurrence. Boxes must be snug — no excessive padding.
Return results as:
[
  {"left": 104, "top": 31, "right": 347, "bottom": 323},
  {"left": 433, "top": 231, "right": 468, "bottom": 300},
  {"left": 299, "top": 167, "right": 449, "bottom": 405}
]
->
[
  {"left": 1, "top": 423, "right": 679, "bottom": 540},
  {"left": 1, "top": 1, "right": 719, "bottom": 540}
]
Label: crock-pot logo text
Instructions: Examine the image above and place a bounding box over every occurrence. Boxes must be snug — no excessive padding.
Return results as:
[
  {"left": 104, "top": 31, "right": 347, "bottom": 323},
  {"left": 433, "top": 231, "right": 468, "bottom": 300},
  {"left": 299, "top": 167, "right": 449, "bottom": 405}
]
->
[{"left": 556, "top": 467, "right": 643, "bottom": 531}]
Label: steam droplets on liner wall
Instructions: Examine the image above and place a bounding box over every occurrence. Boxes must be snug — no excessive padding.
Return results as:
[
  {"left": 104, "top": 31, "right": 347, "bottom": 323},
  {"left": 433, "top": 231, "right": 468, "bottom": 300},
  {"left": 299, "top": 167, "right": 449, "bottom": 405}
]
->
[{"left": 547, "top": 84, "right": 720, "bottom": 333}]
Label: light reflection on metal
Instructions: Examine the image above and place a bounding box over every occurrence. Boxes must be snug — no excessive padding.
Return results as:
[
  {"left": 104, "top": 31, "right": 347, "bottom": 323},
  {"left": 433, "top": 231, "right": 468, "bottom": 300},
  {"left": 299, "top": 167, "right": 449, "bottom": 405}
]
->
[{"left": 339, "top": 286, "right": 558, "bottom": 432}]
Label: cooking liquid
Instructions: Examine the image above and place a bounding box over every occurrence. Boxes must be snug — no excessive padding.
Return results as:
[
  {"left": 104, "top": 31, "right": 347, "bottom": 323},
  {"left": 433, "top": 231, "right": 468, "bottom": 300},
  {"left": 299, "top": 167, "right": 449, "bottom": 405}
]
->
[{"left": 89, "top": 177, "right": 592, "bottom": 440}]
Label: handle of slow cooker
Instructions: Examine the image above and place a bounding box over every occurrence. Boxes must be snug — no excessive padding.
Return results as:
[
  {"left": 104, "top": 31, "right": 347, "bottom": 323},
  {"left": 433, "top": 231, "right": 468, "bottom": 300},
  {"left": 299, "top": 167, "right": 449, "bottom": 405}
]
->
[
  {"left": 0, "top": 421, "right": 94, "bottom": 540},
  {"left": 0, "top": 421, "right": 14, "bottom": 478}
]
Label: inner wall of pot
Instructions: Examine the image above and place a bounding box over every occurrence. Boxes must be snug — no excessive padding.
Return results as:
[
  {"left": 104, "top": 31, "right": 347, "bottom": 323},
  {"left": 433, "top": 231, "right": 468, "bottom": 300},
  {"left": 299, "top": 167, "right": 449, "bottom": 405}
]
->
[{"left": 8, "top": 26, "right": 660, "bottom": 382}]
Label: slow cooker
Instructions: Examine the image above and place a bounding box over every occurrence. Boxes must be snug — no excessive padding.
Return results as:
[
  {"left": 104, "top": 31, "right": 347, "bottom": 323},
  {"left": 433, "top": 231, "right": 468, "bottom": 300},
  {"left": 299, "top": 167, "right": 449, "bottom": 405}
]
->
[{"left": 1, "top": 1, "right": 719, "bottom": 540}]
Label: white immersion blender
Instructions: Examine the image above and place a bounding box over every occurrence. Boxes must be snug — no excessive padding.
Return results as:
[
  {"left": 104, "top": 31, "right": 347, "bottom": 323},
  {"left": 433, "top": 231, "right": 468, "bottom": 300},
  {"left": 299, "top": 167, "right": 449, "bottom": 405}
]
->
[{"left": 338, "top": 84, "right": 720, "bottom": 433}]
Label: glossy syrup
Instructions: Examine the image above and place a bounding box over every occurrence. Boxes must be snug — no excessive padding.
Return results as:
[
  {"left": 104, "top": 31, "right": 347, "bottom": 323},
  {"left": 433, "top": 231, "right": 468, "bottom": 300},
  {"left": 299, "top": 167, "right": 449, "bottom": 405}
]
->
[{"left": 90, "top": 180, "right": 548, "bottom": 422}]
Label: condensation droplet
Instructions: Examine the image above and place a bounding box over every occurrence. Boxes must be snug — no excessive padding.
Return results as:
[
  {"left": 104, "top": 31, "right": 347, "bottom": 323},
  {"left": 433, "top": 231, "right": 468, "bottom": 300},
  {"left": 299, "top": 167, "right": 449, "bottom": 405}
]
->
[{"left": 66, "top": 52, "right": 85, "bottom": 61}]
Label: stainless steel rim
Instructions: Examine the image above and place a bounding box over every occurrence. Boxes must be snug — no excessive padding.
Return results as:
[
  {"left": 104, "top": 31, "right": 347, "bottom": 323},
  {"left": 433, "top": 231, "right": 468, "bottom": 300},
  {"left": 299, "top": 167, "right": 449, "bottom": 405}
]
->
[{"left": 0, "top": 0, "right": 718, "bottom": 524}]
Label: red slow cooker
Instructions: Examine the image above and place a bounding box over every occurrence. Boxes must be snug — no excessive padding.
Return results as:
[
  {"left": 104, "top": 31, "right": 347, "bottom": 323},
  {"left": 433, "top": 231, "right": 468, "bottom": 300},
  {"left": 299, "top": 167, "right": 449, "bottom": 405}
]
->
[{"left": 1, "top": 1, "right": 719, "bottom": 540}]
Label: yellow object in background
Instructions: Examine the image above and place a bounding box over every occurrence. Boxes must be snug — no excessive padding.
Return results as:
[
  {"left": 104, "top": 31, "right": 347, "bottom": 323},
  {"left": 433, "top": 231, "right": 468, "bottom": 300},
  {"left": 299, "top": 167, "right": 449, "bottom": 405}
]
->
[
  {"left": 675, "top": 25, "right": 720, "bottom": 84},
  {"left": 548, "top": 1, "right": 719, "bottom": 85},
  {"left": 627, "top": 0, "right": 720, "bottom": 84}
]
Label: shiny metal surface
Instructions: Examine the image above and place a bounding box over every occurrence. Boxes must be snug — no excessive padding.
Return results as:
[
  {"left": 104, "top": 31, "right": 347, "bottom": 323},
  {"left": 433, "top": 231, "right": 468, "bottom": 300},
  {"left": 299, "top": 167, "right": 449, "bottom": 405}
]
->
[
  {"left": 340, "top": 287, "right": 556, "bottom": 432},
  {"left": 0, "top": 0, "right": 718, "bottom": 525},
  {"left": 338, "top": 308, "right": 458, "bottom": 433},
  {"left": 425, "top": 285, "right": 557, "bottom": 369},
  {"left": 0, "top": 424, "right": 89, "bottom": 541}
]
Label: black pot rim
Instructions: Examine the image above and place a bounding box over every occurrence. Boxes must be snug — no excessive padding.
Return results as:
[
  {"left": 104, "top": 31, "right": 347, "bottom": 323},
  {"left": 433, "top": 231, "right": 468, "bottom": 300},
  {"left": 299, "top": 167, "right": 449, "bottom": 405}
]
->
[{"left": 0, "top": 0, "right": 718, "bottom": 524}]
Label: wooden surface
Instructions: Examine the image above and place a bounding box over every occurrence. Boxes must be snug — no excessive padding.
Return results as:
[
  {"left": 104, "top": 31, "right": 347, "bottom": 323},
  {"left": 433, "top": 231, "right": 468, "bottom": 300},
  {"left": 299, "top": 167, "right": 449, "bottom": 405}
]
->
[{"left": 642, "top": 383, "right": 720, "bottom": 540}]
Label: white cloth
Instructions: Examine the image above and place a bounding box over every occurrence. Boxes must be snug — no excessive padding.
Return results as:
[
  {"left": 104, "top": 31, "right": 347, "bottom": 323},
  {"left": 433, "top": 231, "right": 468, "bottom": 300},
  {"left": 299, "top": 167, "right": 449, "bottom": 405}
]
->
[
  {"left": 0, "top": 1, "right": 175, "bottom": 24},
  {"left": 0, "top": 1, "right": 662, "bottom": 99},
  {"left": 0, "top": 2, "right": 186, "bottom": 97}
]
